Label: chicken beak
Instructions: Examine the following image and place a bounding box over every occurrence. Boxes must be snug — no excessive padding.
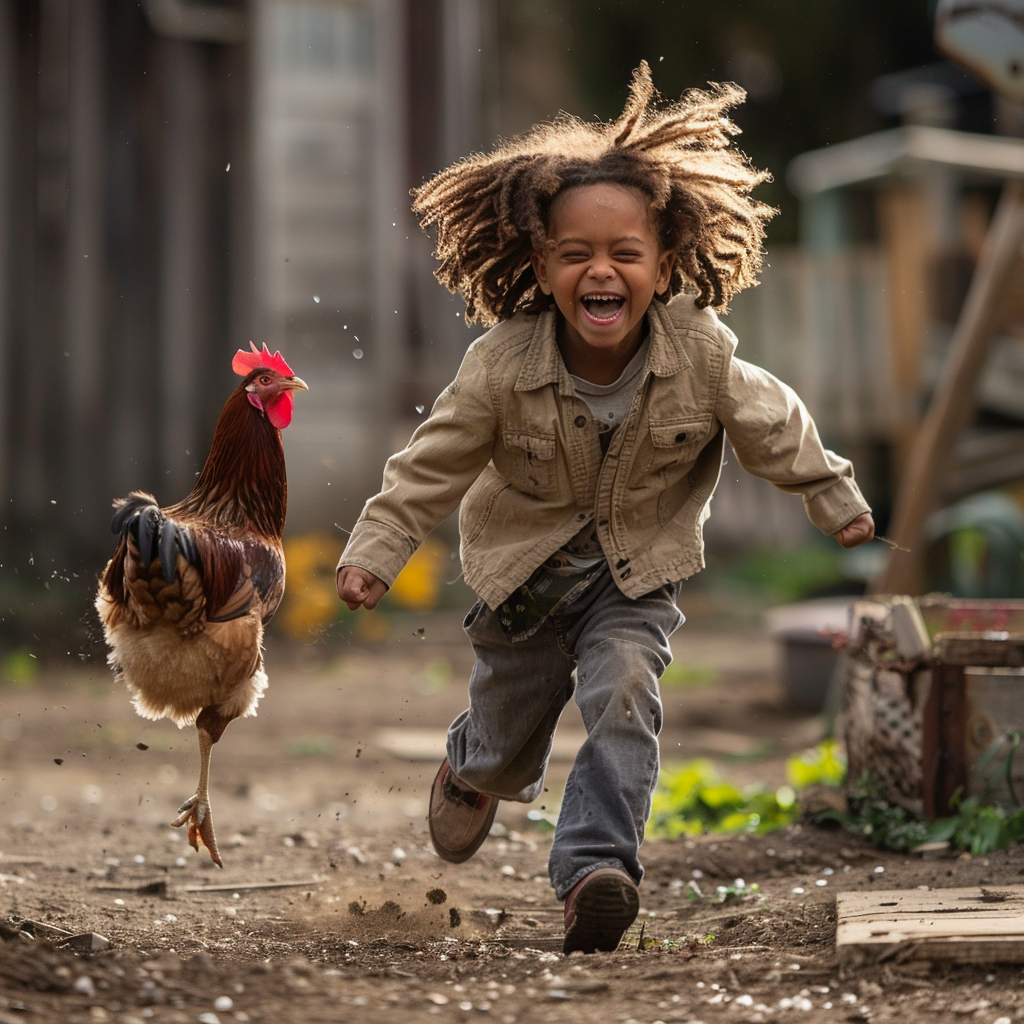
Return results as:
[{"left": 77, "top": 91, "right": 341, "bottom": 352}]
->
[{"left": 283, "top": 376, "right": 309, "bottom": 392}]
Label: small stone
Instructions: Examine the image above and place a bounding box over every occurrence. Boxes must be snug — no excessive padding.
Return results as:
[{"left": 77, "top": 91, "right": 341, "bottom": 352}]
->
[
  {"left": 426, "top": 994, "right": 448, "bottom": 1005},
  {"left": 213, "top": 996, "right": 233, "bottom": 1012},
  {"left": 197, "top": 1014, "right": 220, "bottom": 1024},
  {"left": 73, "top": 976, "right": 96, "bottom": 996},
  {"left": 65, "top": 932, "right": 111, "bottom": 953}
]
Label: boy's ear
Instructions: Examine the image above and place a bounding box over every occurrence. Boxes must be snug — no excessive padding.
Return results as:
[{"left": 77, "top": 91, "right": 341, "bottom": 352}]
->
[
  {"left": 531, "top": 251, "right": 553, "bottom": 295},
  {"left": 655, "top": 250, "right": 674, "bottom": 295}
]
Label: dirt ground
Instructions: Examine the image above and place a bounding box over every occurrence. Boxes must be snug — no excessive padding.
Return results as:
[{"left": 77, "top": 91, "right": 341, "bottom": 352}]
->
[{"left": 3, "top": 605, "right": 1024, "bottom": 1024}]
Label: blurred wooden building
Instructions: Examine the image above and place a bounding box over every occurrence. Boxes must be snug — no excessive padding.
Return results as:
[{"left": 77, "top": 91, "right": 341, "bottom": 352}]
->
[{"left": 0, "top": 0, "right": 582, "bottom": 590}]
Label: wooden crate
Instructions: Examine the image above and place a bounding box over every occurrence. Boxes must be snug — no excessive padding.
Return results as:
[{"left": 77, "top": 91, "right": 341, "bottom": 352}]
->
[{"left": 843, "top": 597, "right": 1024, "bottom": 818}]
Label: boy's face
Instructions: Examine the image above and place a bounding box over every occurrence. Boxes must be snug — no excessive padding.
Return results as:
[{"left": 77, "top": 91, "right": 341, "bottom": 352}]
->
[{"left": 531, "top": 183, "right": 673, "bottom": 376}]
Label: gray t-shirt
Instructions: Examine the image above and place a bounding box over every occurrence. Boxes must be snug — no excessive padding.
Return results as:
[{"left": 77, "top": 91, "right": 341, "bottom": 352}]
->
[{"left": 544, "top": 338, "right": 650, "bottom": 574}]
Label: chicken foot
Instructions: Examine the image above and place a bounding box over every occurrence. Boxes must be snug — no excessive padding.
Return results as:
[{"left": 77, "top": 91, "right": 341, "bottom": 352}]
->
[{"left": 171, "top": 707, "right": 230, "bottom": 868}]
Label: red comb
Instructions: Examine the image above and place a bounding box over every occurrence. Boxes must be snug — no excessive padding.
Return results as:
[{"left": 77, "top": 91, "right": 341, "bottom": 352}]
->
[{"left": 232, "top": 341, "right": 295, "bottom": 378}]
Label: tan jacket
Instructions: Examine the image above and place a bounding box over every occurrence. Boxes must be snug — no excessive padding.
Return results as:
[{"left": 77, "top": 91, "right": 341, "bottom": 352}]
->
[{"left": 339, "top": 296, "right": 870, "bottom": 609}]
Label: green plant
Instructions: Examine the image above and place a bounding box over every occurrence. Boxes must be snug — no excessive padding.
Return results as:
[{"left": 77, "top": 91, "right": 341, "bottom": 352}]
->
[
  {"left": 786, "top": 740, "right": 845, "bottom": 789},
  {"left": 648, "top": 741, "right": 844, "bottom": 838},
  {"left": 825, "top": 774, "right": 933, "bottom": 851},
  {"left": 929, "top": 794, "right": 1024, "bottom": 855},
  {"left": 822, "top": 771, "right": 1024, "bottom": 856}
]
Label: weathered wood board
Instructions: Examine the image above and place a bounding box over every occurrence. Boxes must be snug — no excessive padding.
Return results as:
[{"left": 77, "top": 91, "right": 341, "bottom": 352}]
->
[{"left": 837, "top": 886, "right": 1024, "bottom": 964}]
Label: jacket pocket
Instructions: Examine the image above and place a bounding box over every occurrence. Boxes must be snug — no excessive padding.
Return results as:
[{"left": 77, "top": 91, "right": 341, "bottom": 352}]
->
[
  {"left": 461, "top": 471, "right": 512, "bottom": 545},
  {"left": 502, "top": 430, "right": 558, "bottom": 496},
  {"left": 636, "top": 417, "right": 710, "bottom": 476}
]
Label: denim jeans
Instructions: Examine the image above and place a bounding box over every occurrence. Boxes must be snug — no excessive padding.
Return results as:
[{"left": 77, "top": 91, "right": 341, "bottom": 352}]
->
[{"left": 445, "top": 565, "right": 684, "bottom": 899}]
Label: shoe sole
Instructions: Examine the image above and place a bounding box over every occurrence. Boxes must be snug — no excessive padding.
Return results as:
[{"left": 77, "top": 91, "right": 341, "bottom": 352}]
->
[
  {"left": 428, "top": 761, "right": 500, "bottom": 864},
  {"left": 563, "top": 872, "right": 640, "bottom": 954}
]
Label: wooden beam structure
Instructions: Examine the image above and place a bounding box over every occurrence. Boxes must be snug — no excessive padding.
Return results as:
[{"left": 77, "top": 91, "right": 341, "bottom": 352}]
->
[{"left": 873, "top": 181, "right": 1024, "bottom": 594}]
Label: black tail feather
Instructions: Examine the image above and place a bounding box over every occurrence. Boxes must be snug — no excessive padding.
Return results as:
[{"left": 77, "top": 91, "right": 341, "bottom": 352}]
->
[
  {"left": 158, "top": 520, "right": 179, "bottom": 582},
  {"left": 111, "top": 491, "right": 158, "bottom": 536},
  {"left": 137, "top": 507, "right": 160, "bottom": 566},
  {"left": 110, "top": 492, "right": 201, "bottom": 584}
]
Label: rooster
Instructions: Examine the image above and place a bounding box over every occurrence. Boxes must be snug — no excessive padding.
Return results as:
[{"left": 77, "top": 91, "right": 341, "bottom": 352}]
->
[{"left": 95, "top": 343, "right": 308, "bottom": 867}]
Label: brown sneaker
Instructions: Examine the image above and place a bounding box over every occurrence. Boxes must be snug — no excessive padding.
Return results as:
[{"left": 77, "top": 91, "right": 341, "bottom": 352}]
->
[
  {"left": 428, "top": 759, "right": 499, "bottom": 863},
  {"left": 562, "top": 868, "right": 639, "bottom": 954}
]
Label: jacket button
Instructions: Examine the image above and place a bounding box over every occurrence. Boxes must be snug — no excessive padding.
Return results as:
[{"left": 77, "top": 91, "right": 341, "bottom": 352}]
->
[
  {"left": 574, "top": 415, "right": 587, "bottom": 428},
  {"left": 675, "top": 431, "right": 687, "bottom": 442}
]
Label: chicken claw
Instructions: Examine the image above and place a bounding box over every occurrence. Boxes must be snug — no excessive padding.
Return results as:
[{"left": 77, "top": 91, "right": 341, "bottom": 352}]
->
[{"left": 171, "top": 795, "right": 224, "bottom": 867}]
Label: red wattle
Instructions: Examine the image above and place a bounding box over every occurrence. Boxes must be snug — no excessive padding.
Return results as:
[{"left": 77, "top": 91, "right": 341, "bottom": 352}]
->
[{"left": 267, "top": 392, "right": 294, "bottom": 429}]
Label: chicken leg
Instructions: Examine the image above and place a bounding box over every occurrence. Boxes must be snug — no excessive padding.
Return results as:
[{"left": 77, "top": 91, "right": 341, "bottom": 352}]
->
[{"left": 171, "top": 707, "right": 230, "bottom": 867}]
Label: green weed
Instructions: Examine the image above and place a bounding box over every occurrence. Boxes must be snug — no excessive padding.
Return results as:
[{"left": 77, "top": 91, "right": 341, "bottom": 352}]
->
[{"left": 649, "top": 741, "right": 843, "bottom": 838}]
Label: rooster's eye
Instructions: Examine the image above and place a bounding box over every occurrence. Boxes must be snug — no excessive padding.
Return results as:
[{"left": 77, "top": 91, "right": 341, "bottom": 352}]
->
[{"left": 259, "top": 375, "right": 271, "bottom": 385}]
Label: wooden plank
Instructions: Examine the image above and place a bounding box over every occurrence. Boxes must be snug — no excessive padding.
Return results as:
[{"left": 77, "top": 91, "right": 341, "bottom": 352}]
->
[
  {"left": 919, "top": 597, "right": 1024, "bottom": 636},
  {"left": 837, "top": 886, "right": 1024, "bottom": 964},
  {"left": 934, "top": 634, "right": 1024, "bottom": 667},
  {"left": 789, "top": 125, "right": 1024, "bottom": 198},
  {"left": 937, "top": 664, "right": 967, "bottom": 816}
]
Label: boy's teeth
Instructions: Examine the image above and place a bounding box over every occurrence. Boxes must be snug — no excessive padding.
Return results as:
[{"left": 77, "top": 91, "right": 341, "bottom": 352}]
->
[{"left": 582, "top": 296, "right": 624, "bottom": 317}]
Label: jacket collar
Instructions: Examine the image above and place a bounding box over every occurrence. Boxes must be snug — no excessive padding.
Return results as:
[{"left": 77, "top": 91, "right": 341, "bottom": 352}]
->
[{"left": 514, "top": 299, "right": 691, "bottom": 393}]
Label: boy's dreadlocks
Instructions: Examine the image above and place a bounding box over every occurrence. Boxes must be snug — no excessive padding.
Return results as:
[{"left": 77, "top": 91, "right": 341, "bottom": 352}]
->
[{"left": 412, "top": 61, "right": 776, "bottom": 325}]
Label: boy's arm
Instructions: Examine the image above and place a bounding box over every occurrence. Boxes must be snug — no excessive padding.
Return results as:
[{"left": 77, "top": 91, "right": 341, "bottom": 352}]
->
[
  {"left": 716, "top": 352, "right": 872, "bottom": 539},
  {"left": 337, "top": 343, "right": 498, "bottom": 594}
]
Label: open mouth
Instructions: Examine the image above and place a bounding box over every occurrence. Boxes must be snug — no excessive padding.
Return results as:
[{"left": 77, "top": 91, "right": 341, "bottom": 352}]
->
[{"left": 580, "top": 293, "right": 625, "bottom": 324}]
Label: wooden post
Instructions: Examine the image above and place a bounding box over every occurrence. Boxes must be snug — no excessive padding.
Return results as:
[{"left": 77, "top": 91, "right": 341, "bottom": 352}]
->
[
  {"left": 873, "top": 181, "right": 1024, "bottom": 595},
  {"left": 877, "top": 185, "right": 931, "bottom": 478}
]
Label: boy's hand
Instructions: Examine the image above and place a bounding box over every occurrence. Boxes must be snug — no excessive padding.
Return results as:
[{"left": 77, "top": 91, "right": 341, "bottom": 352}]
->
[
  {"left": 833, "top": 512, "right": 875, "bottom": 549},
  {"left": 337, "top": 566, "right": 388, "bottom": 610}
]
